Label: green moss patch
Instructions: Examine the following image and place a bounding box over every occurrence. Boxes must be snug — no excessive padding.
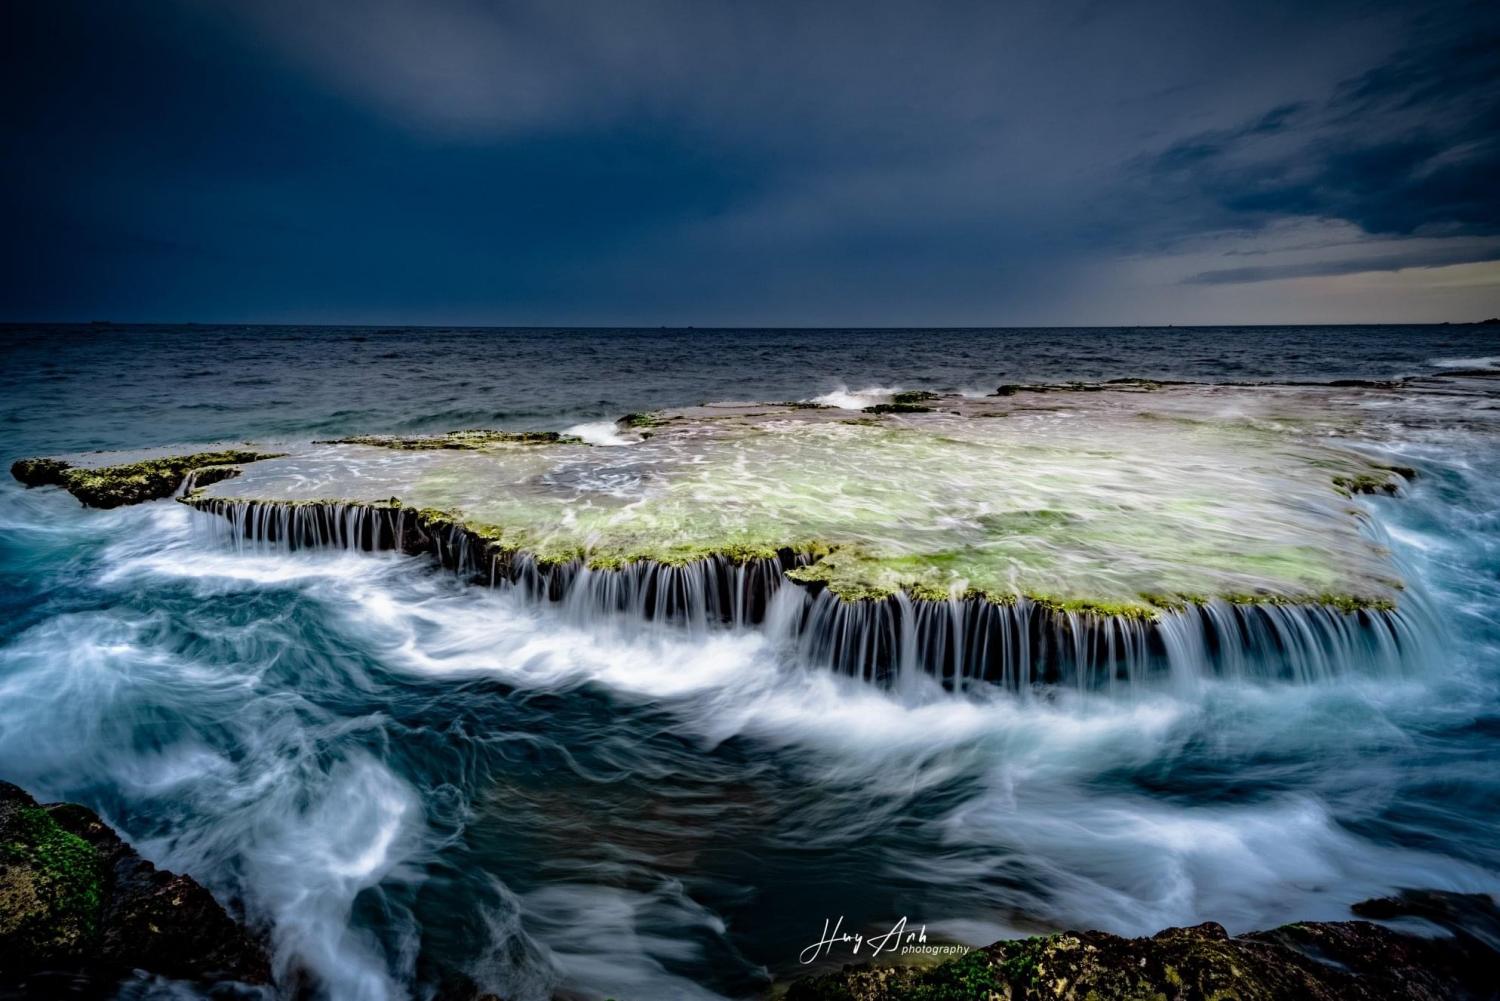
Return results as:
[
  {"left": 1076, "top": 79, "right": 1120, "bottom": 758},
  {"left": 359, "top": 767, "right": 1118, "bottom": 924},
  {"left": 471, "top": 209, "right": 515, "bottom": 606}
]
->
[{"left": 0, "top": 803, "right": 104, "bottom": 964}]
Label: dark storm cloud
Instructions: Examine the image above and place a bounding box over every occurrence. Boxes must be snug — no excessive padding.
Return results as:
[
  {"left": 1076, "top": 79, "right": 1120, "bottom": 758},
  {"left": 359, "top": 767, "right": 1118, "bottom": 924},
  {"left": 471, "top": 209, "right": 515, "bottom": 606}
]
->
[
  {"left": 0, "top": 0, "right": 1495, "bottom": 322},
  {"left": 1144, "top": 22, "right": 1500, "bottom": 245}
]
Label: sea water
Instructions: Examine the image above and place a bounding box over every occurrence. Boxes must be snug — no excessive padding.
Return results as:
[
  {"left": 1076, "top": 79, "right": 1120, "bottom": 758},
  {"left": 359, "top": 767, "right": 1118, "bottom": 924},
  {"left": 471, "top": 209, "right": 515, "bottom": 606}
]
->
[{"left": 1, "top": 325, "right": 1499, "bottom": 1000}]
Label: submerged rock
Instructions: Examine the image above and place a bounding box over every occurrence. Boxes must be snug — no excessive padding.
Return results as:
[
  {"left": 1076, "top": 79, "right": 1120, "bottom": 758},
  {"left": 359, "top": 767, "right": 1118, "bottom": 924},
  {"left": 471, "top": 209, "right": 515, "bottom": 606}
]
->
[
  {"left": 0, "top": 781, "right": 270, "bottom": 989},
  {"left": 784, "top": 891, "right": 1500, "bottom": 1000}
]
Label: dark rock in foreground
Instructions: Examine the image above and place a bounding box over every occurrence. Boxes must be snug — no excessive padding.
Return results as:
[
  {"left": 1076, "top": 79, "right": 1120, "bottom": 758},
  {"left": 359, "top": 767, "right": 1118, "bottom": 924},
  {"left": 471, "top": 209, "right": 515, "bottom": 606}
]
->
[
  {"left": 785, "top": 891, "right": 1500, "bottom": 1000},
  {"left": 0, "top": 781, "right": 270, "bottom": 990}
]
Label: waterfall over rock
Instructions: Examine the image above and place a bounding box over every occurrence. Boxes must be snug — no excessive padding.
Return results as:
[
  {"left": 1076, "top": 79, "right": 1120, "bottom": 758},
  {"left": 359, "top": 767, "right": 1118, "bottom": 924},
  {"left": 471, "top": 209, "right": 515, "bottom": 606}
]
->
[{"left": 184, "top": 494, "right": 1427, "bottom": 689}]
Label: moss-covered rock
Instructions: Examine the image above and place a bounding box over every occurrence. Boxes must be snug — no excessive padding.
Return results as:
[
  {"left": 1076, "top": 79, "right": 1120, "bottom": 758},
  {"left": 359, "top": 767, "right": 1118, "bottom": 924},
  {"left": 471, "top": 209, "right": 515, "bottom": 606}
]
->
[
  {"left": 10, "top": 450, "right": 282, "bottom": 509},
  {"left": 0, "top": 781, "right": 269, "bottom": 988},
  {"left": 9, "top": 457, "right": 71, "bottom": 488},
  {"left": 1332, "top": 473, "right": 1399, "bottom": 497},
  {"left": 0, "top": 789, "right": 103, "bottom": 968},
  {"left": 328, "top": 429, "right": 581, "bottom": 450},
  {"left": 784, "top": 891, "right": 1500, "bottom": 1000},
  {"left": 863, "top": 403, "right": 934, "bottom": 414}
]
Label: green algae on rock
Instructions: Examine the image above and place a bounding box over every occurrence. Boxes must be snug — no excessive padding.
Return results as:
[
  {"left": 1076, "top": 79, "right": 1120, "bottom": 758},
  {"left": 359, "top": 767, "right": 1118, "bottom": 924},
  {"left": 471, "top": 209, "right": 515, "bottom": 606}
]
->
[
  {"left": 10, "top": 449, "right": 282, "bottom": 509},
  {"left": 326, "top": 429, "right": 582, "bottom": 450}
]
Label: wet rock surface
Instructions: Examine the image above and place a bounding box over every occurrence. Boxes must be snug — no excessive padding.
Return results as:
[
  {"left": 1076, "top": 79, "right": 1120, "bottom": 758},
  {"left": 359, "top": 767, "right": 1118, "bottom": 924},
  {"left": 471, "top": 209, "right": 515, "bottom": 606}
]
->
[
  {"left": 0, "top": 781, "right": 270, "bottom": 991},
  {"left": 783, "top": 891, "right": 1500, "bottom": 1000}
]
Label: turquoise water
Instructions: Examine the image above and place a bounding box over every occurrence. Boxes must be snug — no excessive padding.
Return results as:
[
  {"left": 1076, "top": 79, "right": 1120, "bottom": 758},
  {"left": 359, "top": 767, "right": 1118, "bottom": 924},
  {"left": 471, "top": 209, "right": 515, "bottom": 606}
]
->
[{"left": 2, "top": 325, "right": 1499, "bottom": 1000}]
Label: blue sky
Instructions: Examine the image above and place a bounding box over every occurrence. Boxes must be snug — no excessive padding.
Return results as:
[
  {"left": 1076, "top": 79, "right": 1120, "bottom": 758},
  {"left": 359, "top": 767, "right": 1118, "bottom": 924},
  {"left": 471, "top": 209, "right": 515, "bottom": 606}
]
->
[{"left": 2, "top": 0, "right": 1497, "bottom": 324}]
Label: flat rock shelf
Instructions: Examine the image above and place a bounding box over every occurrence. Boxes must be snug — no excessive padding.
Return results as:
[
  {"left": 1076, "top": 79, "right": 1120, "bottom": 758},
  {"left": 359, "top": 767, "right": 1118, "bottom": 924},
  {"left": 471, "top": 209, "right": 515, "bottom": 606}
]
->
[{"left": 17, "top": 377, "right": 1492, "bottom": 690}]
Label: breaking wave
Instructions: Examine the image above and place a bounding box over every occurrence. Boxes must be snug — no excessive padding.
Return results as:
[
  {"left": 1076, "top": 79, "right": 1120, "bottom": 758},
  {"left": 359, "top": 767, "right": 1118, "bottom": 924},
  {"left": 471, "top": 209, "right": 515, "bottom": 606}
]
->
[{"left": 808, "top": 384, "right": 905, "bottom": 409}]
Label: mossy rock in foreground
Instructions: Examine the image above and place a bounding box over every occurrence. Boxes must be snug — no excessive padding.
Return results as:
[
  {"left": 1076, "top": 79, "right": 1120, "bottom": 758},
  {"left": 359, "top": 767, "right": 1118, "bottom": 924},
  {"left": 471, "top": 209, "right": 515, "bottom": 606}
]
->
[
  {"left": 0, "top": 781, "right": 269, "bottom": 987},
  {"left": 784, "top": 891, "right": 1500, "bottom": 1000},
  {"left": 10, "top": 450, "right": 282, "bottom": 508},
  {"left": 0, "top": 787, "right": 103, "bottom": 967}
]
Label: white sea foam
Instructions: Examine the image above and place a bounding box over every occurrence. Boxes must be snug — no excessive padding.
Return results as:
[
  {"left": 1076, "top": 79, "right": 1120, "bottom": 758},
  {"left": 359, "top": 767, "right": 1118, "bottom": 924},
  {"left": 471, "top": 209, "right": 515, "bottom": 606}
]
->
[
  {"left": 1430, "top": 354, "right": 1500, "bottom": 370},
  {"left": 0, "top": 518, "right": 429, "bottom": 1000},
  {"left": 521, "top": 883, "right": 729, "bottom": 1001},
  {"left": 808, "top": 384, "right": 904, "bottom": 409},
  {"left": 565, "top": 420, "right": 635, "bottom": 446},
  {"left": 296, "top": 543, "right": 1497, "bottom": 939}
]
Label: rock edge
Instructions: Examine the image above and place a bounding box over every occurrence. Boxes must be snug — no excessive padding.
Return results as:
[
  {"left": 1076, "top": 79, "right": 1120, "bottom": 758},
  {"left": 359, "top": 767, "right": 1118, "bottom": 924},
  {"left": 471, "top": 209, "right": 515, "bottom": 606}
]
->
[
  {"left": 783, "top": 890, "right": 1500, "bottom": 1001},
  {"left": 0, "top": 780, "right": 270, "bottom": 989}
]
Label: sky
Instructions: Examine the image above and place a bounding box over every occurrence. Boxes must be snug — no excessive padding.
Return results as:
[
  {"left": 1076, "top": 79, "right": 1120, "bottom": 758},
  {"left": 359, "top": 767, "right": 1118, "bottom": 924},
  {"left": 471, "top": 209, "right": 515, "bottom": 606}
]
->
[{"left": 2, "top": 0, "right": 1497, "bottom": 326}]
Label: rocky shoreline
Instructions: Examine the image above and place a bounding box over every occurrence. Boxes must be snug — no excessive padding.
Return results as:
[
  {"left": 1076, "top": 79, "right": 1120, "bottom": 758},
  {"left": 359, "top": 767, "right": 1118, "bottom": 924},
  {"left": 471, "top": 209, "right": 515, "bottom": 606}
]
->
[
  {"left": 0, "top": 781, "right": 269, "bottom": 995},
  {"left": 783, "top": 890, "right": 1500, "bottom": 1000},
  {"left": 3, "top": 773, "right": 1494, "bottom": 1001}
]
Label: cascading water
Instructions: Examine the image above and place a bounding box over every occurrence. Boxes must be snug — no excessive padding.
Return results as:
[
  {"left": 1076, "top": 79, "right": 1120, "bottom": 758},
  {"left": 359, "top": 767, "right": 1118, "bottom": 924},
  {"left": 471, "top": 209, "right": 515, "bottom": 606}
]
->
[
  {"left": 2, "top": 325, "right": 1499, "bottom": 1001},
  {"left": 185, "top": 495, "right": 1431, "bottom": 691}
]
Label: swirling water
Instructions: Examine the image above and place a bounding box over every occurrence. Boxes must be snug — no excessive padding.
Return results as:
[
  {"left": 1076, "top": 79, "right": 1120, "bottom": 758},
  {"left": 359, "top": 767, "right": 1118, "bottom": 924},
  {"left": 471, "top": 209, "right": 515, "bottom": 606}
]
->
[{"left": 2, "top": 325, "right": 1500, "bottom": 1000}]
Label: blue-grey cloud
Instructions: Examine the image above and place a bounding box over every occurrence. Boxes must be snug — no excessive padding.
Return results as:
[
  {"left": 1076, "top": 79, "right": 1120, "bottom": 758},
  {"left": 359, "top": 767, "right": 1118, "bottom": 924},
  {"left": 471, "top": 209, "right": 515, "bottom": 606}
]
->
[
  {"left": 1, "top": 0, "right": 1495, "bottom": 323},
  {"left": 1185, "top": 244, "right": 1500, "bottom": 284},
  {"left": 1144, "top": 19, "right": 1500, "bottom": 242}
]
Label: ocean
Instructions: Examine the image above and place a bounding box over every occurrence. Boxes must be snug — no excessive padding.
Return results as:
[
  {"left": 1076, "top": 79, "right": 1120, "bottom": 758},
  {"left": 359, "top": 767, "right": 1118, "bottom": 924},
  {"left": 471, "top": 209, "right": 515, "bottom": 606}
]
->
[{"left": 2, "top": 324, "right": 1499, "bottom": 1000}]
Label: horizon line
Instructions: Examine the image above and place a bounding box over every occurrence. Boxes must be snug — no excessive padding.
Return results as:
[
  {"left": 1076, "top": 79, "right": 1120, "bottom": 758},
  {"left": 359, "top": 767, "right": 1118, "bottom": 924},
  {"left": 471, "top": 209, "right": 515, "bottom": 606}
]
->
[{"left": 1, "top": 320, "right": 1495, "bottom": 331}]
